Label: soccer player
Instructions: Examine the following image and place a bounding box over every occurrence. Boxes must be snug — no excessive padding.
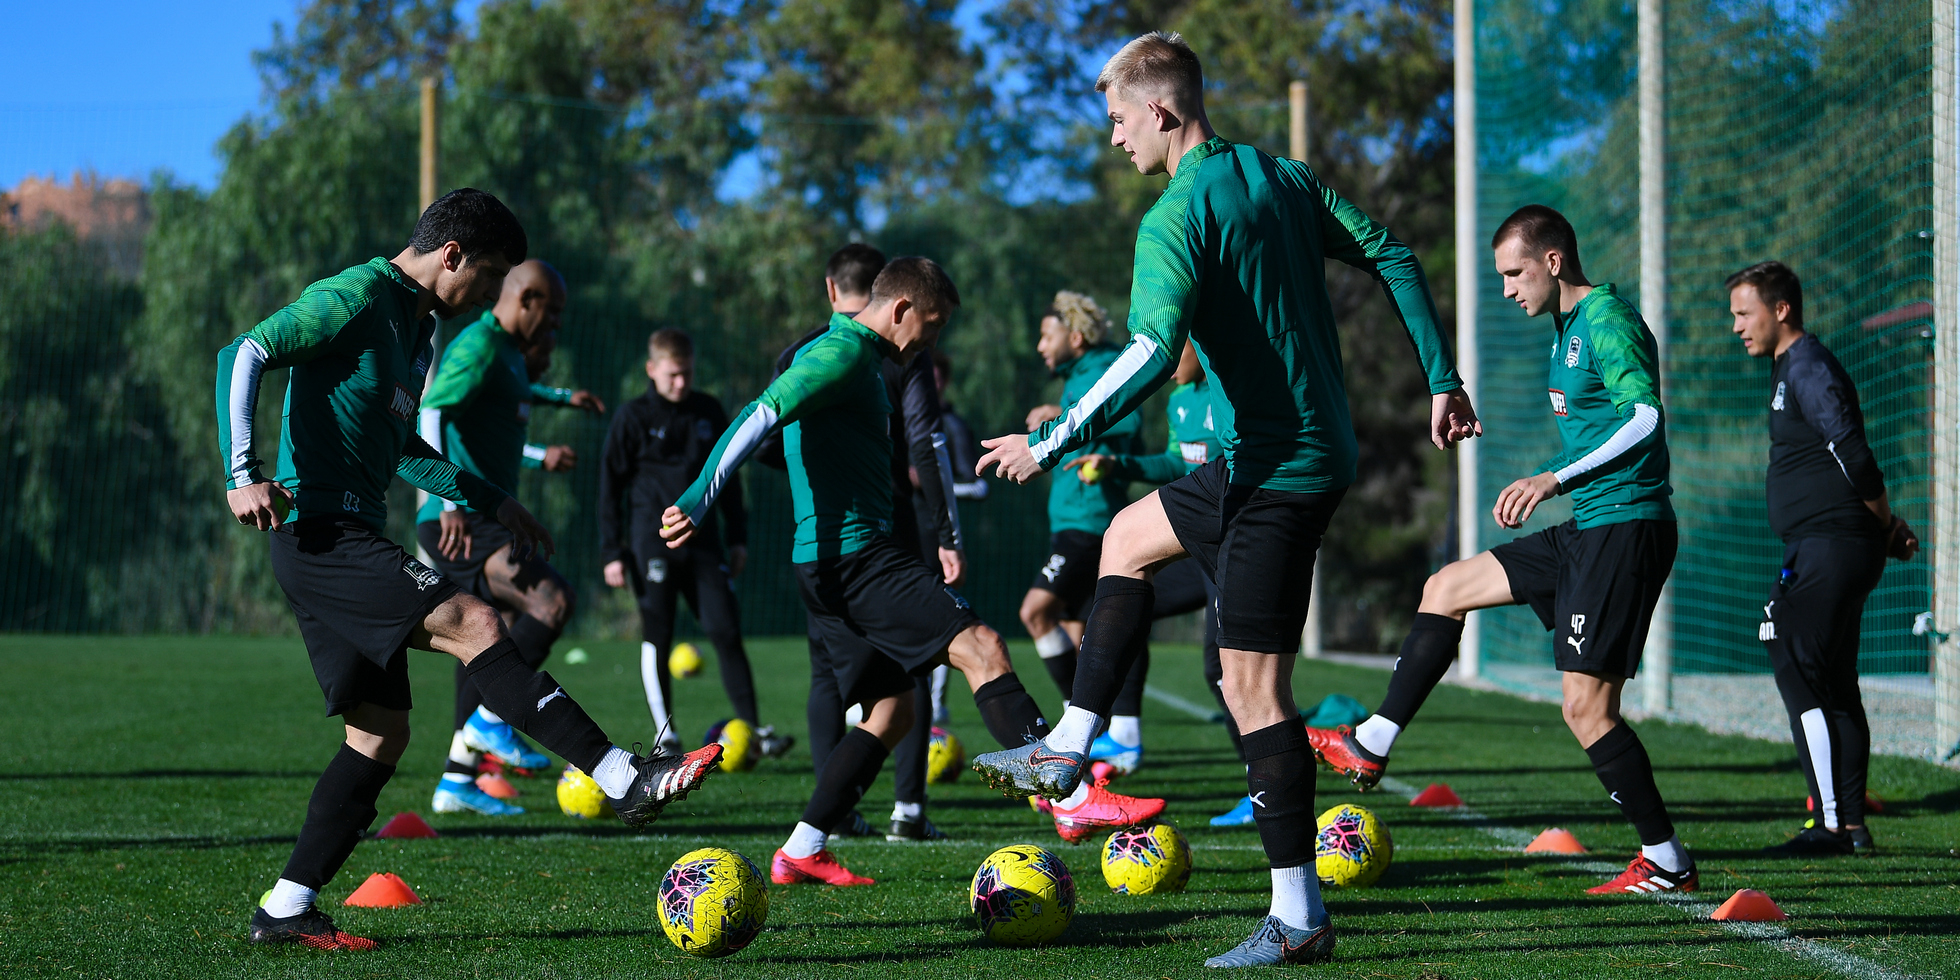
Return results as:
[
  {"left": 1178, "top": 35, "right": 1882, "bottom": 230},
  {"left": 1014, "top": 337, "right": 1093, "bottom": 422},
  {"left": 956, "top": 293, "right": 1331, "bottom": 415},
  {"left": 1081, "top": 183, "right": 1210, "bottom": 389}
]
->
[
  {"left": 1311, "top": 204, "right": 1696, "bottom": 895},
  {"left": 414, "top": 259, "right": 606, "bottom": 815},
  {"left": 969, "top": 34, "right": 1474, "bottom": 967},
  {"left": 661, "top": 257, "right": 1163, "bottom": 886},
  {"left": 1729, "top": 260, "right": 1917, "bottom": 856},
  {"left": 218, "top": 189, "right": 722, "bottom": 951},
  {"left": 600, "top": 328, "right": 790, "bottom": 759}
]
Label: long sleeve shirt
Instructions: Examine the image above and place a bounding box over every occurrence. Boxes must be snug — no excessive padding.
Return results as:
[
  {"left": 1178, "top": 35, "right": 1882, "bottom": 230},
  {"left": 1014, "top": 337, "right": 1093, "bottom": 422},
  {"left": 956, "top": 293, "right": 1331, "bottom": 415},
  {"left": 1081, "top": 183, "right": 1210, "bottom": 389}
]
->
[
  {"left": 599, "top": 387, "right": 747, "bottom": 564},
  {"left": 1766, "top": 332, "right": 1885, "bottom": 541},
  {"left": 1100, "top": 378, "right": 1223, "bottom": 485},
  {"left": 1539, "top": 283, "right": 1675, "bottom": 528},
  {"left": 1045, "top": 345, "right": 1145, "bottom": 534},
  {"left": 414, "top": 310, "right": 576, "bottom": 523}
]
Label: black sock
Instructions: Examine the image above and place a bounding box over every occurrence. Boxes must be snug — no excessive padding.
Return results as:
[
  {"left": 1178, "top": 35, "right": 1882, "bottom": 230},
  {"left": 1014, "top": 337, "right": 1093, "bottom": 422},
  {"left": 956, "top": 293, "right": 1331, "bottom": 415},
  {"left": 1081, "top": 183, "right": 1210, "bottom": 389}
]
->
[
  {"left": 807, "top": 646, "right": 844, "bottom": 775},
  {"left": 453, "top": 661, "right": 482, "bottom": 732},
  {"left": 1111, "top": 644, "right": 1150, "bottom": 716},
  {"left": 467, "top": 638, "right": 612, "bottom": 773},
  {"left": 1377, "top": 613, "right": 1462, "bottom": 727},
  {"left": 1242, "top": 717, "right": 1316, "bottom": 868},
  {"left": 800, "top": 727, "right": 890, "bottom": 834},
  {"left": 892, "top": 677, "right": 932, "bottom": 805},
  {"left": 507, "top": 614, "right": 558, "bottom": 670},
  {"left": 1585, "top": 722, "right": 1676, "bottom": 846},
  {"left": 1070, "top": 577, "right": 1154, "bottom": 717},
  {"left": 1039, "top": 649, "right": 1078, "bottom": 702},
  {"left": 710, "top": 630, "right": 761, "bottom": 724},
  {"left": 974, "top": 673, "right": 1050, "bottom": 747},
  {"left": 280, "top": 744, "right": 395, "bottom": 890}
]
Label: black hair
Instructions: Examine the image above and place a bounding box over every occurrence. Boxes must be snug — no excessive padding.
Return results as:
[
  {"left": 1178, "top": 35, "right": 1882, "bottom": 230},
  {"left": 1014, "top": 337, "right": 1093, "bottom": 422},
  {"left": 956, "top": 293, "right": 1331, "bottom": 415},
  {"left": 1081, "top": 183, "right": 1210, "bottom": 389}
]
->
[
  {"left": 408, "top": 188, "right": 528, "bottom": 264},
  {"left": 870, "top": 256, "right": 961, "bottom": 313},
  {"left": 826, "top": 243, "right": 886, "bottom": 298},
  {"left": 1492, "top": 204, "right": 1583, "bottom": 277},
  {"left": 1724, "top": 261, "right": 1804, "bottom": 324}
]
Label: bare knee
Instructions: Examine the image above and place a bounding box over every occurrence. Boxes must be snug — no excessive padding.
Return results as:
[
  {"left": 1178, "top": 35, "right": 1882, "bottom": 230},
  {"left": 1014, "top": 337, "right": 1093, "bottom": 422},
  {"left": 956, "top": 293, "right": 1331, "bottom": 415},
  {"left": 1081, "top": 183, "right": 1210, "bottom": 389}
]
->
[
  {"left": 1020, "top": 591, "right": 1058, "bottom": 635},
  {"left": 528, "top": 580, "right": 575, "bottom": 630},
  {"left": 426, "top": 595, "right": 505, "bottom": 659},
  {"left": 1418, "top": 564, "right": 1476, "bottom": 618},
  {"left": 343, "top": 706, "right": 411, "bottom": 766}
]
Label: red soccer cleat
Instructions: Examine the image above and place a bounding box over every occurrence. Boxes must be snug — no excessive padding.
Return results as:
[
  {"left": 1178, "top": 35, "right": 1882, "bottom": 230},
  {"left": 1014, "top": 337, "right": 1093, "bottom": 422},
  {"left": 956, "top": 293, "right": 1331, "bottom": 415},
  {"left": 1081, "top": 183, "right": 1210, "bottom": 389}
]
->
[
  {"left": 1052, "top": 780, "right": 1167, "bottom": 844},
  {"left": 1307, "top": 725, "right": 1386, "bottom": 790},
  {"left": 249, "top": 908, "right": 379, "bottom": 951},
  {"left": 771, "top": 848, "right": 875, "bottom": 886},
  {"left": 1585, "top": 855, "right": 1698, "bottom": 895}
]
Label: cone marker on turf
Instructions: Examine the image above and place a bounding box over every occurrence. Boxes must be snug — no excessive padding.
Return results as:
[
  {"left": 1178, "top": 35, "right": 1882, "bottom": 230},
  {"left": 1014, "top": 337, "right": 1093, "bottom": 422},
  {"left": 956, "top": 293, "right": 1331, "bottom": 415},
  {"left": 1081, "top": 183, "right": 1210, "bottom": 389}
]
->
[
  {"left": 1710, "top": 889, "right": 1787, "bottom": 922},
  {"left": 1409, "top": 783, "right": 1463, "bottom": 807},
  {"left": 375, "top": 812, "right": 439, "bottom": 839},
  {"left": 1805, "top": 793, "right": 1883, "bottom": 815},
  {"left": 1523, "top": 827, "right": 1588, "bottom": 853},
  {"left": 343, "top": 872, "right": 422, "bottom": 907},
  {"left": 476, "top": 773, "right": 520, "bottom": 799}
]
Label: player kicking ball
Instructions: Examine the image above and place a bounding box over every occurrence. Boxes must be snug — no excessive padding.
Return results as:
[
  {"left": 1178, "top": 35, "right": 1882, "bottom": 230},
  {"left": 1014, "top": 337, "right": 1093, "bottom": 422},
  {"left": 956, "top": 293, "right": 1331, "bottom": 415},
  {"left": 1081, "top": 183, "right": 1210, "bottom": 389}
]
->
[
  {"left": 1310, "top": 205, "right": 1697, "bottom": 895},
  {"left": 217, "top": 189, "right": 722, "bottom": 951},
  {"left": 971, "top": 34, "right": 1474, "bottom": 967},
  {"left": 659, "top": 258, "right": 1163, "bottom": 888}
]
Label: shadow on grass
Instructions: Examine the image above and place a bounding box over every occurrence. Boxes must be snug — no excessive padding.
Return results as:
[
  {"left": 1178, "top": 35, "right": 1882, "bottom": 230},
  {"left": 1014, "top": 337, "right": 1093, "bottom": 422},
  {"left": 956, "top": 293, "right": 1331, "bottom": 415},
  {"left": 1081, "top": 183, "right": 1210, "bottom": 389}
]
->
[{"left": 0, "top": 768, "right": 316, "bottom": 781}]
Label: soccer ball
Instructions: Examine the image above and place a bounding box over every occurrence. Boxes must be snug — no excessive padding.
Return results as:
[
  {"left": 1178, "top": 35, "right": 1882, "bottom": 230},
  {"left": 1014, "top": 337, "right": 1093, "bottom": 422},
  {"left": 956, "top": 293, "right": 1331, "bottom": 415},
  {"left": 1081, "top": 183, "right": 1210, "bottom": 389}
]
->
[
  {"left": 1314, "top": 803, "right": 1391, "bottom": 888},
  {"left": 669, "top": 642, "right": 704, "bottom": 678},
  {"left": 970, "top": 844, "right": 1075, "bottom": 946},
  {"left": 658, "top": 847, "right": 769, "bottom": 958},
  {"left": 556, "top": 765, "right": 611, "bottom": 819},
  {"left": 703, "top": 718, "right": 757, "bottom": 772},
  {"left": 1100, "top": 822, "right": 1192, "bottom": 894},
  {"left": 927, "top": 727, "right": 964, "bottom": 784}
]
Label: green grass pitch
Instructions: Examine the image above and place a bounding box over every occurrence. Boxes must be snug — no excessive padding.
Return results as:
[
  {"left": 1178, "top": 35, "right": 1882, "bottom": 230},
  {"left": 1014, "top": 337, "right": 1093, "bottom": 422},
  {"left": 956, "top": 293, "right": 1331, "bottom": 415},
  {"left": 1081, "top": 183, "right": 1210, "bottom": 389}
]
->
[{"left": 1, "top": 633, "right": 1955, "bottom": 978}]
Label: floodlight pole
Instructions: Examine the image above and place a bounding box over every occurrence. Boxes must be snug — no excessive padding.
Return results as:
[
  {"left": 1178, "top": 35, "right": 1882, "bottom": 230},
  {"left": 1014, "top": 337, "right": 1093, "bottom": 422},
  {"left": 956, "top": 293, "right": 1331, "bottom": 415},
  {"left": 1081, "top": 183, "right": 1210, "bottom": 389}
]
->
[
  {"left": 1293, "top": 77, "right": 1325, "bottom": 659},
  {"left": 416, "top": 77, "right": 443, "bottom": 563},
  {"left": 1932, "top": 0, "right": 1960, "bottom": 764},
  {"left": 1455, "top": 0, "right": 1482, "bottom": 679},
  {"left": 1637, "top": 0, "right": 1673, "bottom": 714}
]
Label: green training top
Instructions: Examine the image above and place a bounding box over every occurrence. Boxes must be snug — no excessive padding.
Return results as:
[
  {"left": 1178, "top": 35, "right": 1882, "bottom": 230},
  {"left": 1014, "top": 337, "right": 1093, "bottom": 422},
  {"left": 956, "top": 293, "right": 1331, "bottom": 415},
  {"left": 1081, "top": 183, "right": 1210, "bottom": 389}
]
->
[
  {"left": 1047, "top": 345, "right": 1145, "bottom": 535},
  {"left": 1025, "top": 137, "right": 1459, "bottom": 493},
  {"left": 413, "top": 310, "right": 576, "bottom": 523},
  {"left": 674, "top": 312, "right": 897, "bottom": 563},
  {"left": 1101, "top": 378, "right": 1222, "bottom": 485},
  {"left": 1538, "top": 283, "right": 1674, "bottom": 528},
  {"left": 215, "top": 257, "right": 510, "bottom": 530}
]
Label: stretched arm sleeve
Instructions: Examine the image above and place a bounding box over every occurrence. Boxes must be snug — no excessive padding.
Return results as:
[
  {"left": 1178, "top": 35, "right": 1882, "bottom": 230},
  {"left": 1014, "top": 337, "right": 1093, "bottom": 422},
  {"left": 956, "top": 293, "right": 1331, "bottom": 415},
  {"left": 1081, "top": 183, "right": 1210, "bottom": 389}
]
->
[
  {"left": 598, "top": 408, "right": 637, "bottom": 565},
  {"left": 213, "top": 286, "right": 363, "bottom": 490},
  {"left": 1104, "top": 447, "right": 1194, "bottom": 484},
  {"left": 530, "top": 383, "right": 575, "bottom": 405},
  {"left": 672, "top": 336, "right": 856, "bottom": 521},
  {"left": 1789, "top": 356, "right": 1886, "bottom": 500},
  {"left": 945, "top": 411, "right": 989, "bottom": 499},
  {"left": 1543, "top": 317, "right": 1665, "bottom": 487},
  {"left": 397, "top": 433, "right": 511, "bottom": 513},
  {"left": 706, "top": 398, "right": 749, "bottom": 547},
  {"left": 899, "top": 354, "right": 958, "bottom": 549}
]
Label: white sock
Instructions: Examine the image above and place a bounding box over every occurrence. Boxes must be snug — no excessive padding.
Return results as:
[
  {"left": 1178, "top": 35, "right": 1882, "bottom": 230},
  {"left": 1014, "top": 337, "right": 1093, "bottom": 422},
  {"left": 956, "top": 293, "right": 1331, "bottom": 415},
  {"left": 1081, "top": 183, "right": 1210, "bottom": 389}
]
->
[
  {"left": 1642, "top": 835, "right": 1691, "bottom": 873},
  {"left": 639, "top": 642, "right": 673, "bottom": 738},
  {"left": 474, "top": 706, "right": 504, "bottom": 725},
  {"left": 440, "top": 772, "right": 473, "bottom": 786},
  {"left": 1107, "top": 715, "right": 1141, "bottom": 748},
  {"left": 1268, "top": 866, "right": 1328, "bottom": 931},
  {"left": 1047, "top": 705, "right": 1102, "bottom": 756},
  {"left": 263, "top": 878, "right": 317, "bottom": 918},
  {"left": 1353, "top": 715, "right": 1402, "bottom": 757},
  {"left": 1034, "top": 628, "right": 1075, "bottom": 659},
  {"left": 930, "top": 664, "right": 950, "bottom": 724},
  {"left": 1057, "top": 781, "right": 1091, "bottom": 810},
  {"left": 783, "top": 821, "right": 828, "bottom": 859},
  {"left": 591, "top": 746, "right": 638, "bottom": 799},
  {"left": 891, "top": 801, "right": 923, "bottom": 823},
  {"left": 447, "top": 730, "right": 478, "bottom": 767}
]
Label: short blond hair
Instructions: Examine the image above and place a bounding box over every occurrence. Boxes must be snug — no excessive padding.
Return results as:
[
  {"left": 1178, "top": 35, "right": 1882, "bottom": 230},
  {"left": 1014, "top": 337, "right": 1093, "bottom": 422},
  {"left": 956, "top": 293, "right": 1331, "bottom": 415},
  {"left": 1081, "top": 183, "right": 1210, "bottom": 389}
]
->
[
  {"left": 1047, "top": 290, "right": 1112, "bottom": 346},
  {"left": 1096, "top": 31, "right": 1204, "bottom": 109}
]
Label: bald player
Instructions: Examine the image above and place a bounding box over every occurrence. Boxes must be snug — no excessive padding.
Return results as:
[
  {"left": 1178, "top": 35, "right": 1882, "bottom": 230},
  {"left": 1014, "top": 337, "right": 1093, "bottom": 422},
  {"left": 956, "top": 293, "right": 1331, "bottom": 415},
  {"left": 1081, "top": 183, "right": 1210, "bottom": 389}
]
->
[{"left": 414, "top": 259, "right": 607, "bottom": 815}]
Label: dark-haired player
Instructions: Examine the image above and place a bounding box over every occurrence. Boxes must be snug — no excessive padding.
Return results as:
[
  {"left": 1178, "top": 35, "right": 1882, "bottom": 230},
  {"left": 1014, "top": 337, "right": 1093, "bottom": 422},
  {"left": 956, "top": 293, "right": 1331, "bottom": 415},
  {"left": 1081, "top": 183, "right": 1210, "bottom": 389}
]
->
[
  {"left": 662, "top": 257, "right": 1163, "bottom": 888},
  {"left": 1729, "top": 260, "right": 1917, "bottom": 856},
  {"left": 1312, "top": 204, "right": 1694, "bottom": 896},
  {"left": 970, "top": 33, "right": 1474, "bottom": 967},
  {"left": 415, "top": 259, "right": 606, "bottom": 815},
  {"left": 217, "top": 188, "right": 722, "bottom": 951}
]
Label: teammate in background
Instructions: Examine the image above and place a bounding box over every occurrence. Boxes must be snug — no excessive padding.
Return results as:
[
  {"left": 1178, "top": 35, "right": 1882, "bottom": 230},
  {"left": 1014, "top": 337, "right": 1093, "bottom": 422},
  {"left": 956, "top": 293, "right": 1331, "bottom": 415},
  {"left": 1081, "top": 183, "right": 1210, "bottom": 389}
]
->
[
  {"left": 414, "top": 259, "right": 605, "bottom": 816},
  {"left": 970, "top": 35, "right": 1475, "bottom": 967},
  {"left": 663, "top": 258, "right": 1163, "bottom": 887},
  {"left": 1018, "top": 291, "right": 1146, "bottom": 703},
  {"left": 1312, "top": 205, "right": 1694, "bottom": 895},
  {"left": 1729, "top": 260, "right": 1917, "bottom": 856},
  {"left": 916, "top": 348, "right": 983, "bottom": 728},
  {"left": 601, "top": 329, "right": 789, "bottom": 759},
  {"left": 217, "top": 189, "right": 721, "bottom": 951}
]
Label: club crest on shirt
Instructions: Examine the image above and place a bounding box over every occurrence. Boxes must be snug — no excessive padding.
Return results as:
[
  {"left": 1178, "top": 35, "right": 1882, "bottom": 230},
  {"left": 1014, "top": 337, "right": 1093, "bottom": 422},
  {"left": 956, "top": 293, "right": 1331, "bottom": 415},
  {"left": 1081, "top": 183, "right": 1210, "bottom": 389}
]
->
[
  {"left": 647, "top": 558, "right": 669, "bottom": 583},
  {"left": 1548, "top": 389, "right": 1568, "bottom": 417},
  {"left": 1771, "top": 381, "right": 1786, "bottom": 411},
  {"left": 1564, "top": 335, "right": 1584, "bottom": 368},
  {"left": 401, "top": 556, "right": 444, "bottom": 591}
]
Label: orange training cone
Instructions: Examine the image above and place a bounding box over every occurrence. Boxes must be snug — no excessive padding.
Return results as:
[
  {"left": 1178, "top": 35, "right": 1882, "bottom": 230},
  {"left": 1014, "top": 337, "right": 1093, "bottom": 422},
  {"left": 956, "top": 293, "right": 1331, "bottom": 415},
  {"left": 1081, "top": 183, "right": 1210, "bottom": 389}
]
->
[
  {"left": 1805, "top": 793, "right": 1883, "bottom": 815},
  {"left": 1523, "top": 827, "right": 1588, "bottom": 853},
  {"left": 343, "top": 872, "right": 422, "bottom": 908},
  {"left": 1409, "top": 782, "right": 1464, "bottom": 807},
  {"left": 375, "top": 812, "right": 439, "bottom": 839},
  {"left": 476, "top": 773, "right": 520, "bottom": 799},
  {"left": 1710, "top": 889, "right": 1787, "bottom": 922}
]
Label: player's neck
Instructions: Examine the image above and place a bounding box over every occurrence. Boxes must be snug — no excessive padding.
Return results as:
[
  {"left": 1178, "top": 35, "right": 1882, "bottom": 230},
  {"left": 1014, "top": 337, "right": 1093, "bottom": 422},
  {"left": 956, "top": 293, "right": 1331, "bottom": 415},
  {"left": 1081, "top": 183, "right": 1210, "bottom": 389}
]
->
[
  {"left": 1163, "top": 113, "right": 1218, "bottom": 177},
  {"left": 1556, "top": 278, "right": 1594, "bottom": 315},
  {"left": 1773, "top": 326, "right": 1807, "bottom": 358},
  {"left": 390, "top": 246, "right": 448, "bottom": 321}
]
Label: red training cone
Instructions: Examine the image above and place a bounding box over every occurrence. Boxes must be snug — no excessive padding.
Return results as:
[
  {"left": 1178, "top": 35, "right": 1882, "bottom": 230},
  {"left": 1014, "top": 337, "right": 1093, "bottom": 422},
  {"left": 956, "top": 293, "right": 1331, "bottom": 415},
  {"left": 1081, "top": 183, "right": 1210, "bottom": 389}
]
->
[
  {"left": 476, "top": 773, "right": 520, "bottom": 799},
  {"left": 1523, "top": 827, "right": 1588, "bottom": 854},
  {"left": 1089, "top": 760, "right": 1118, "bottom": 784},
  {"left": 1804, "top": 793, "right": 1883, "bottom": 815},
  {"left": 1409, "top": 782, "right": 1464, "bottom": 807},
  {"left": 1710, "top": 888, "right": 1787, "bottom": 922},
  {"left": 343, "top": 872, "right": 422, "bottom": 908},
  {"left": 375, "top": 812, "right": 439, "bottom": 839}
]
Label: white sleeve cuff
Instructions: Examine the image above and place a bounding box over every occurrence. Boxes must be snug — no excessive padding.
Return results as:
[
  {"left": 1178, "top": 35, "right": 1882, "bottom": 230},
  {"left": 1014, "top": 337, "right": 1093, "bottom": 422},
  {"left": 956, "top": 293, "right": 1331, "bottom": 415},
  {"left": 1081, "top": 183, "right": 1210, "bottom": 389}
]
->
[{"left": 1554, "top": 403, "right": 1660, "bottom": 487}]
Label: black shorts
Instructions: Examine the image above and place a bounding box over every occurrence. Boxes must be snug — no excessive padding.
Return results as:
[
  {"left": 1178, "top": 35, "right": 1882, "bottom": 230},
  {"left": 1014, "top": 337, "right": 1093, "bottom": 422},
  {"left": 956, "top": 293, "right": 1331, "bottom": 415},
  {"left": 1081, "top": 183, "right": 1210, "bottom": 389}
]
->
[
  {"left": 1158, "top": 459, "right": 1344, "bottom": 653},
  {"left": 270, "top": 517, "right": 460, "bottom": 716},
  {"left": 1029, "top": 529, "right": 1103, "bottom": 619},
  {"left": 1490, "top": 518, "right": 1678, "bottom": 677},
  {"left": 796, "top": 535, "right": 982, "bottom": 709},
  {"left": 414, "top": 511, "right": 513, "bottom": 601}
]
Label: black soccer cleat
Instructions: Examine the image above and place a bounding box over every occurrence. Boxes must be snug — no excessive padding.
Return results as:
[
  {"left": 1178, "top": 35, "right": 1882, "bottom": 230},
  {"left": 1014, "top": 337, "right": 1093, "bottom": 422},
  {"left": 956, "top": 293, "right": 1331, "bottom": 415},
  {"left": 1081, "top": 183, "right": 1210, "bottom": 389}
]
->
[
  {"left": 756, "top": 725, "right": 797, "bottom": 760},
  {"left": 827, "top": 809, "right": 876, "bottom": 841},
  {"left": 887, "top": 817, "right": 949, "bottom": 842},
  {"left": 614, "top": 743, "right": 722, "bottom": 827},
  {"left": 249, "top": 907, "right": 378, "bottom": 951},
  {"left": 1765, "top": 824, "right": 1855, "bottom": 857},
  {"left": 1849, "top": 825, "right": 1877, "bottom": 857}
]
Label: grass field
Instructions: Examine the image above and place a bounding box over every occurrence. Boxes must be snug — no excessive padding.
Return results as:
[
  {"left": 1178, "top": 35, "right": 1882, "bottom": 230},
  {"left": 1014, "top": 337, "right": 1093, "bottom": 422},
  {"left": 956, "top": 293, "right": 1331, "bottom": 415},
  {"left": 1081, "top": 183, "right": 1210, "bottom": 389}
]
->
[{"left": 2, "top": 633, "right": 1956, "bottom": 979}]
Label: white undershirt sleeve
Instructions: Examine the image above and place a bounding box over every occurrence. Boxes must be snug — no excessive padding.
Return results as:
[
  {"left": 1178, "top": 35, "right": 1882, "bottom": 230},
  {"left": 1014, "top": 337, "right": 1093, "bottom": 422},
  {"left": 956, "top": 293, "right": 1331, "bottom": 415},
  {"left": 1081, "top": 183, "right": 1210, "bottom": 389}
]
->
[{"left": 1553, "top": 403, "right": 1660, "bottom": 489}]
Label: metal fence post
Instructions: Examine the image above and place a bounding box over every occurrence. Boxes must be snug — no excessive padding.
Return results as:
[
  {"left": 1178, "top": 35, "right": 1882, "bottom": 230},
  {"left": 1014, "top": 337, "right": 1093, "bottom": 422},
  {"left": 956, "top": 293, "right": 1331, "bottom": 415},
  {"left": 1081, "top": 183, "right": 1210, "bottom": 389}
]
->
[
  {"left": 1455, "top": 0, "right": 1482, "bottom": 679},
  {"left": 1932, "top": 0, "right": 1960, "bottom": 763},
  {"left": 1638, "top": 0, "right": 1673, "bottom": 714}
]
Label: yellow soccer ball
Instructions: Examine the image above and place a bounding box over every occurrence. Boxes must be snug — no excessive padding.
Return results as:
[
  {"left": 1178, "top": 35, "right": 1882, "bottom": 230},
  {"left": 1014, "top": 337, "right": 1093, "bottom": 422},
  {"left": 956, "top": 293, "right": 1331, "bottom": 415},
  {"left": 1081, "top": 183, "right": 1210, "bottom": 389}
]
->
[
  {"left": 669, "top": 642, "right": 704, "bottom": 678},
  {"left": 556, "top": 765, "right": 611, "bottom": 819},
  {"left": 927, "top": 727, "right": 964, "bottom": 784},
  {"left": 658, "top": 847, "right": 769, "bottom": 958},
  {"left": 970, "top": 844, "right": 1075, "bottom": 946},
  {"left": 705, "top": 717, "right": 757, "bottom": 772},
  {"left": 1100, "top": 822, "right": 1192, "bottom": 894},
  {"left": 1314, "top": 803, "right": 1392, "bottom": 888}
]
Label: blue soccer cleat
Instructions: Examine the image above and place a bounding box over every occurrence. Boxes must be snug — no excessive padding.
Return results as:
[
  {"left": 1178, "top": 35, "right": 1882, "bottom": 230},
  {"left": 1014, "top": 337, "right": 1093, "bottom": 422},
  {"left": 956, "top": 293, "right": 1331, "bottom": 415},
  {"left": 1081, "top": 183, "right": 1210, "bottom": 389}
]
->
[
  {"left": 432, "top": 777, "right": 525, "bottom": 816},
  {"left": 1210, "top": 795, "right": 1257, "bottom": 827},
  {"left": 1088, "top": 732, "right": 1142, "bottom": 777},
  {"left": 463, "top": 708, "right": 551, "bottom": 770},
  {"left": 971, "top": 738, "right": 1084, "bottom": 799},
  {"left": 1204, "top": 916, "right": 1334, "bottom": 967}
]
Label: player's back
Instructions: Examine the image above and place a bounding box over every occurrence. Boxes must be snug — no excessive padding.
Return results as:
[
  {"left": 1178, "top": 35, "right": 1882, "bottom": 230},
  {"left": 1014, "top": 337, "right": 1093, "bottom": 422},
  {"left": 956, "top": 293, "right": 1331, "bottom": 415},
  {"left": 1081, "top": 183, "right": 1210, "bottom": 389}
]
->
[{"left": 781, "top": 315, "right": 897, "bottom": 561}]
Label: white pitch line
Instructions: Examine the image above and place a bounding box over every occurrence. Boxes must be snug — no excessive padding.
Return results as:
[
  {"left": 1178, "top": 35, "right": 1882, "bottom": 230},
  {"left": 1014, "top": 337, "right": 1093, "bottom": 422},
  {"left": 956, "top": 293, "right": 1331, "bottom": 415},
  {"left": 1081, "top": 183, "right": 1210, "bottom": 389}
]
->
[{"left": 1144, "top": 684, "right": 1220, "bottom": 721}]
